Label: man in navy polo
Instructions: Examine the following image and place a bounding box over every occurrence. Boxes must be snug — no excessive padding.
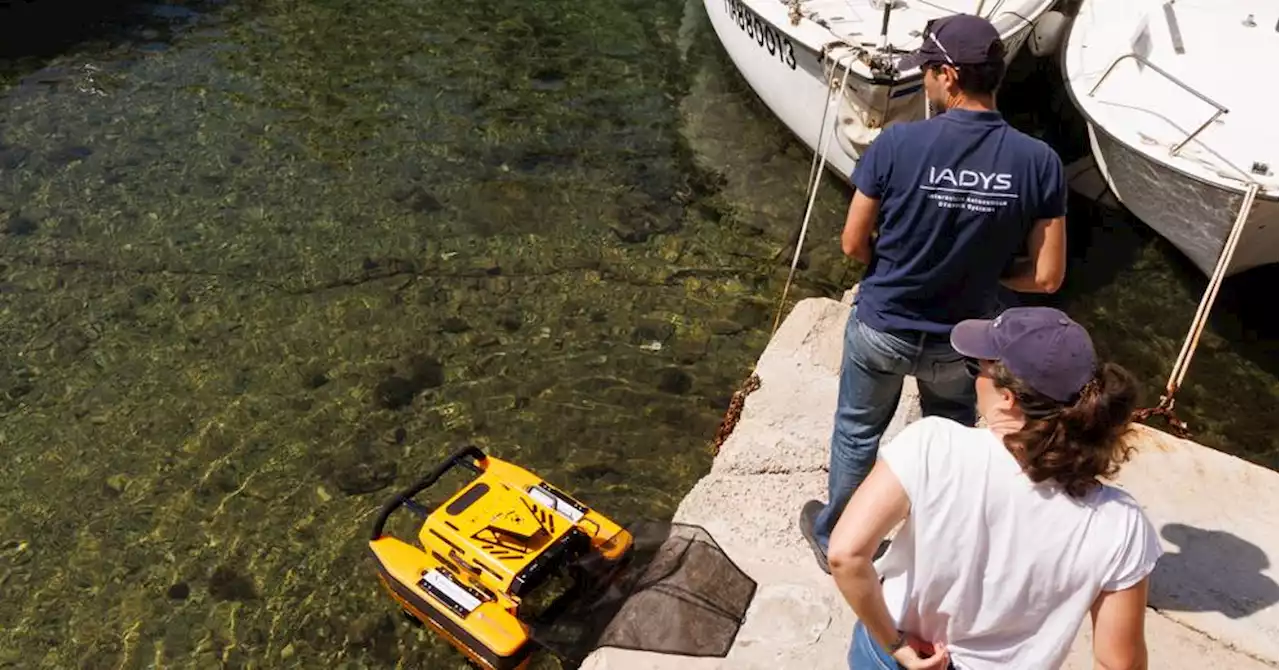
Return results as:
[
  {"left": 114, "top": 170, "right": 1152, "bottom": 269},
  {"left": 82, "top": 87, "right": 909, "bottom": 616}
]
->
[{"left": 800, "top": 14, "right": 1068, "bottom": 573}]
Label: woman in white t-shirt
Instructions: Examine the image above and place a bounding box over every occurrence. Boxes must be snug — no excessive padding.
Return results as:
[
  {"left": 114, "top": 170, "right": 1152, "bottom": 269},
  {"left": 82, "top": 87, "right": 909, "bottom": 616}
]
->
[{"left": 828, "top": 307, "right": 1163, "bottom": 670}]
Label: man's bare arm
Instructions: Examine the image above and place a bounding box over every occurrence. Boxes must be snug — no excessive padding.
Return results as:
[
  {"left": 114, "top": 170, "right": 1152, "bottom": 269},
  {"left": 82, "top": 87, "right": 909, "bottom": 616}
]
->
[
  {"left": 841, "top": 191, "right": 880, "bottom": 264},
  {"left": 1001, "top": 215, "right": 1066, "bottom": 293},
  {"left": 1090, "top": 578, "right": 1150, "bottom": 670}
]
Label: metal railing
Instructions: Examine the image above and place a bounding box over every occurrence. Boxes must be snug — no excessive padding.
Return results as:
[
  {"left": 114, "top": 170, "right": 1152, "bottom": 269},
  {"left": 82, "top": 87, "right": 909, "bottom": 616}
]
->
[{"left": 1087, "top": 51, "right": 1229, "bottom": 156}]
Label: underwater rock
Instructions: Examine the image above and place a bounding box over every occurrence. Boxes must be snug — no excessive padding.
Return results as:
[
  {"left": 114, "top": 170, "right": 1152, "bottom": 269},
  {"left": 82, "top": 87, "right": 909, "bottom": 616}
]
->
[
  {"left": 166, "top": 582, "right": 190, "bottom": 600},
  {"left": 144, "top": 3, "right": 201, "bottom": 21},
  {"left": 327, "top": 438, "right": 396, "bottom": 494},
  {"left": 496, "top": 309, "right": 523, "bottom": 332},
  {"left": 208, "top": 565, "right": 257, "bottom": 602},
  {"left": 631, "top": 318, "right": 674, "bottom": 344},
  {"left": 609, "top": 223, "right": 653, "bottom": 244},
  {"left": 4, "top": 216, "right": 37, "bottom": 236},
  {"left": 55, "top": 331, "right": 89, "bottom": 359},
  {"left": 705, "top": 394, "right": 733, "bottom": 413},
  {"left": 575, "top": 376, "right": 622, "bottom": 394},
  {"left": 0, "top": 145, "right": 30, "bottom": 170},
  {"left": 653, "top": 403, "right": 694, "bottom": 426},
  {"left": 513, "top": 149, "right": 576, "bottom": 173},
  {"left": 301, "top": 367, "right": 329, "bottom": 389},
  {"left": 4, "top": 379, "right": 34, "bottom": 401},
  {"left": 47, "top": 145, "right": 92, "bottom": 166},
  {"left": 709, "top": 319, "right": 745, "bottom": 336},
  {"left": 391, "top": 185, "right": 443, "bottom": 214},
  {"left": 474, "top": 259, "right": 502, "bottom": 276},
  {"left": 368, "top": 359, "right": 445, "bottom": 411},
  {"left": 52, "top": 216, "right": 81, "bottom": 238},
  {"left": 571, "top": 462, "right": 624, "bottom": 484},
  {"left": 440, "top": 317, "right": 470, "bottom": 334},
  {"left": 656, "top": 368, "right": 693, "bottom": 395},
  {"left": 199, "top": 462, "right": 242, "bottom": 497},
  {"left": 104, "top": 474, "right": 129, "bottom": 496},
  {"left": 128, "top": 285, "right": 158, "bottom": 306},
  {"left": 608, "top": 191, "right": 684, "bottom": 243},
  {"left": 730, "top": 302, "right": 770, "bottom": 330},
  {"left": 347, "top": 613, "right": 398, "bottom": 664},
  {"left": 408, "top": 355, "right": 445, "bottom": 389},
  {"left": 333, "top": 457, "right": 397, "bottom": 495},
  {"left": 672, "top": 339, "right": 709, "bottom": 365},
  {"left": 231, "top": 369, "right": 252, "bottom": 395},
  {"left": 374, "top": 376, "right": 417, "bottom": 410},
  {"left": 529, "top": 68, "right": 566, "bottom": 91}
]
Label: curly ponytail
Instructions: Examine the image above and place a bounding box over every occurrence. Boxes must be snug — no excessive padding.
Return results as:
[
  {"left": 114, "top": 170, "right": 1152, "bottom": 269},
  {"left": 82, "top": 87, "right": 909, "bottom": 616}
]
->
[{"left": 992, "top": 361, "right": 1141, "bottom": 498}]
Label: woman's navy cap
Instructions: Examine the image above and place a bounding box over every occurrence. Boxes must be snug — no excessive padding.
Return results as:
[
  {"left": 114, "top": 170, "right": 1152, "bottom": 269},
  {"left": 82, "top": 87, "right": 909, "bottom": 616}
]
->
[
  {"left": 898, "top": 14, "right": 1006, "bottom": 71},
  {"left": 950, "top": 307, "right": 1097, "bottom": 403}
]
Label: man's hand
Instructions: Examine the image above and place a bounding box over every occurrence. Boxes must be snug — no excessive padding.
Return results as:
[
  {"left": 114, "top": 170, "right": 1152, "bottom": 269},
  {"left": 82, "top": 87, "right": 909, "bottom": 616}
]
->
[
  {"left": 1000, "top": 216, "right": 1066, "bottom": 293},
  {"left": 892, "top": 633, "right": 951, "bottom": 670},
  {"left": 841, "top": 191, "right": 880, "bottom": 264}
]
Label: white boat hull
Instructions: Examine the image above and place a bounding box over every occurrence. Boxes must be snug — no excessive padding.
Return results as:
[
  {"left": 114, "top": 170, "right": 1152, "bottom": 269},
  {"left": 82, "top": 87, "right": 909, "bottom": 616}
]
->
[
  {"left": 703, "top": 0, "right": 859, "bottom": 178},
  {"left": 1086, "top": 121, "right": 1279, "bottom": 277},
  {"left": 1062, "top": 0, "right": 1279, "bottom": 278},
  {"left": 702, "top": 0, "right": 1051, "bottom": 181}
]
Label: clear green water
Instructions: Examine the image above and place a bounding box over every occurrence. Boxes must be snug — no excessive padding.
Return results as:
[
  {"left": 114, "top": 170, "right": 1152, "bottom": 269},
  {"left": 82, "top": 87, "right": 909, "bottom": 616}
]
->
[{"left": 0, "top": 0, "right": 1273, "bottom": 668}]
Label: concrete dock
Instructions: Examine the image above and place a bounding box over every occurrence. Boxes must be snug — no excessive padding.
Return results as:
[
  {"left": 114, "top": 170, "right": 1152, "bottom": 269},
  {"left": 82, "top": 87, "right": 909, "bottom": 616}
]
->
[{"left": 581, "top": 297, "right": 1278, "bottom": 670}]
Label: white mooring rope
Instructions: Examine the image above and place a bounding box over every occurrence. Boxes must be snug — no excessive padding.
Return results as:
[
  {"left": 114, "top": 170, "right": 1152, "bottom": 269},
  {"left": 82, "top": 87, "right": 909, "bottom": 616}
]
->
[
  {"left": 770, "top": 51, "right": 855, "bottom": 334},
  {"left": 1164, "top": 182, "right": 1260, "bottom": 399}
]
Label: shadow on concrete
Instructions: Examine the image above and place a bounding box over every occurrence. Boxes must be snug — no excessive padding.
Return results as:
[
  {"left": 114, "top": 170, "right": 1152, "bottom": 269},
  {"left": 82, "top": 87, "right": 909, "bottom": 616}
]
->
[{"left": 1149, "top": 523, "right": 1279, "bottom": 619}]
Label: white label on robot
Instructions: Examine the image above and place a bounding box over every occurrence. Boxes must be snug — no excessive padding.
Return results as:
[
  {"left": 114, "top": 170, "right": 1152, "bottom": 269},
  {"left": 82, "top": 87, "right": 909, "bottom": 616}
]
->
[
  {"left": 424, "top": 569, "right": 481, "bottom": 613},
  {"left": 529, "top": 486, "right": 586, "bottom": 523}
]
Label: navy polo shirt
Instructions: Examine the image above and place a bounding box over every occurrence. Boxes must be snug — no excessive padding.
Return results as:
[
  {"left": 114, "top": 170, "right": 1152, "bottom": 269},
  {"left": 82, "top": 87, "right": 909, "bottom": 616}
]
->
[{"left": 850, "top": 109, "right": 1066, "bottom": 335}]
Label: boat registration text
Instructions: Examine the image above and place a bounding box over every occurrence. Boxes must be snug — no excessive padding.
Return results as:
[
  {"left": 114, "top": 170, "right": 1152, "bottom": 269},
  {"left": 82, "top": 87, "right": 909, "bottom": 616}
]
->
[{"left": 722, "top": 0, "right": 797, "bottom": 70}]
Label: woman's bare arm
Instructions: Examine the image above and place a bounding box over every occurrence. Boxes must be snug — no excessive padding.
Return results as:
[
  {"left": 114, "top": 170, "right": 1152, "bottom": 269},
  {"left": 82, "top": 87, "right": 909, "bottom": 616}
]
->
[{"left": 1090, "top": 577, "right": 1151, "bottom": 670}]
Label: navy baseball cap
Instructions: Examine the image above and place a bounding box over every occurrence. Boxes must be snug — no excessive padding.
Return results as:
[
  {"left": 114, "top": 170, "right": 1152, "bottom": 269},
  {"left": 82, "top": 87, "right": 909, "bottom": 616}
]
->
[
  {"left": 950, "top": 307, "right": 1097, "bottom": 403},
  {"left": 898, "top": 14, "right": 1006, "bottom": 71}
]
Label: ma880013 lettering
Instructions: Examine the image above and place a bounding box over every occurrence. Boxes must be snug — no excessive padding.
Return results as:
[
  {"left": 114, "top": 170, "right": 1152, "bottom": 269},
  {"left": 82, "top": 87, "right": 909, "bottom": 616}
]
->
[{"left": 723, "top": 0, "right": 797, "bottom": 70}]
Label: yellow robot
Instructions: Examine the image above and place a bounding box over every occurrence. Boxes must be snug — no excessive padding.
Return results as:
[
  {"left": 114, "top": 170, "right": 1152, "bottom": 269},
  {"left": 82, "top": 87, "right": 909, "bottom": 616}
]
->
[{"left": 369, "top": 445, "right": 633, "bottom": 670}]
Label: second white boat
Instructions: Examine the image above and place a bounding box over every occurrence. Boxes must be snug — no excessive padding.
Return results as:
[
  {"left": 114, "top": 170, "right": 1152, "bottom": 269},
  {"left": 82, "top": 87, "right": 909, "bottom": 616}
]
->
[{"left": 1062, "top": 0, "right": 1278, "bottom": 278}]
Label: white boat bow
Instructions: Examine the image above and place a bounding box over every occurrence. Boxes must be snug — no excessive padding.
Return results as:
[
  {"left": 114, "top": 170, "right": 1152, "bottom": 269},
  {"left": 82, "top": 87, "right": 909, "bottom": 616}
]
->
[{"left": 1062, "top": 0, "right": 1279, "bottom": 277}]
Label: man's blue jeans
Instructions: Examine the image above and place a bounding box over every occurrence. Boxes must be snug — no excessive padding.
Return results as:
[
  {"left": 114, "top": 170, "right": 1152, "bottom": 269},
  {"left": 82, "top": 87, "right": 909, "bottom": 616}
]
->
[{"left": 813, "top": 310, "right": 976, "bottom": 553}]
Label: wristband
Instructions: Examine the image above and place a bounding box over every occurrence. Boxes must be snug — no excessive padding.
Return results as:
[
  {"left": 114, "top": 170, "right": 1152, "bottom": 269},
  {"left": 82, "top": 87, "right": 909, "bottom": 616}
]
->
[{"left": 885, "top": 630, "right": 908, "bottom": 655}]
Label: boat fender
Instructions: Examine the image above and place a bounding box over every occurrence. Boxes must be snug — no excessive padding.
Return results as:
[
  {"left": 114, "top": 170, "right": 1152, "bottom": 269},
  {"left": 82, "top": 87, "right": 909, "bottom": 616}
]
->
[
  {"left": 842, "top": 117, "right": 881, "bottom": 148},
  {"left": 835, "top": 112, "right": 882, "bottom": 160},
  {"left": 1028, "top": 10, "right": 1068, "bottom": 57}
]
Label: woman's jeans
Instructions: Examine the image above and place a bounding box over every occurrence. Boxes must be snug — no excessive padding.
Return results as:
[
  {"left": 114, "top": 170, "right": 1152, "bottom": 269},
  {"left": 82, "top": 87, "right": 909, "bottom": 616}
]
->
[
  {"left": 812, "top": 311, "right": 976, "bottom": 554},
  {"left": 849, "top": 621, "right": 902, "bottom": 669},
  {"left": 849, "top": 621, "right": 957, "bottom": 670}
]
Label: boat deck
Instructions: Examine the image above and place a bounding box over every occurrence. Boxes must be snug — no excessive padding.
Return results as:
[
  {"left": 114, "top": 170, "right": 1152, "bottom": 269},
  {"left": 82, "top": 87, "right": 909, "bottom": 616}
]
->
[
  {"left": 793, "top": 0, "right": 966, "bottom": 49},
  {"left": 778, "top": 0, "right": 1055, "bottom": 71},
  {"left": 1064, "top": 0, "right": 1279, "bottom": 194}
]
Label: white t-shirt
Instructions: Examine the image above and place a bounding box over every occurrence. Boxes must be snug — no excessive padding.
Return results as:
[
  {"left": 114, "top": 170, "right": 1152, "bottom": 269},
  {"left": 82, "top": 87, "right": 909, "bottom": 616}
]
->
[{"left": 874, "top": 417, "right": 1164, "bottom": 670}]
